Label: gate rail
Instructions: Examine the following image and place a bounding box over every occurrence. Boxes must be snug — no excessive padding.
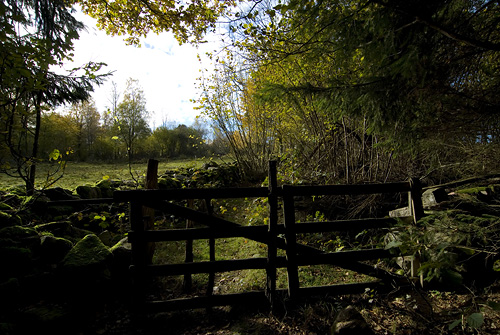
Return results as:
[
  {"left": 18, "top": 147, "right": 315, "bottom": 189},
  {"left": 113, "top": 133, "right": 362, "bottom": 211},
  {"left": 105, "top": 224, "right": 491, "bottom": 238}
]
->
[{"left": 114, "top": 161, "right": 424, "bottom": 312}]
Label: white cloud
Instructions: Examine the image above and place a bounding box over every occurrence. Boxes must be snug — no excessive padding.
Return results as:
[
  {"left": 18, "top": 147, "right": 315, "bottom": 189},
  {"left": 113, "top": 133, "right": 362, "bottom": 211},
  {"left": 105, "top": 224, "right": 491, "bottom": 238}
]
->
[{"left": 65, "top": 9, "right": 216, "bottom": 128}]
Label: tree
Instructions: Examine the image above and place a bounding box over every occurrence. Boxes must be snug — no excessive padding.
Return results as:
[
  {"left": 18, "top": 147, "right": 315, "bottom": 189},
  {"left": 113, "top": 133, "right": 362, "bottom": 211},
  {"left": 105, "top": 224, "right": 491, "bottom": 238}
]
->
[
  {"left": 75, "top": 0, "right": 236, "bottom": 45},
  {"left": 67, "top": 98, "right": 101, "bottom": 160},
  {"left": 203, "top": 0, "right": 500, "bottom": 182},
  {"left": 235, "top": 0, "right": 500, "bottom": 143},
  {"left": 113, "top": 78, "right": 151, "bottom": 162},
  {"left": 0, "top": 0, "right": 108, "bottom": 194}
]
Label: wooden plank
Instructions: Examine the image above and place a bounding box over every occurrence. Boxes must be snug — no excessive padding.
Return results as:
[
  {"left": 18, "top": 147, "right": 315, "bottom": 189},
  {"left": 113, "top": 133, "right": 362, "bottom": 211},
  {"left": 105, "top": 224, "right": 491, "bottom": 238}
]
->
[
  {"left": 47, "top": 198, "right": 115, "bottom": 205},
  {"left": 114, "top": 187, "right": 269, "bottom": 202},
  {"left": 141, "top": 201, "right": 401, "bottom": 281},
  {"left": 283, "top": 187, "right": 300, "bottom": 300},
  {"left": 206, "top": 198, "right": 216, "bottom": 300},
  {"left": 141, "top": 258, "right": 268, "bottom": 276},
  {"left": 296, "top": 248, "right": 393, "bottom": 266},
  {"left": 266, "top": 160, "right": 278, "bottom": 311},
  {"left": 128, "top": 225, "right": 269, "bottom": 242},
  {"left": 130, "top": 200, "right": 146, "bottom": 305},
  {"left": 145, "top": 291, "right": 268, "bottom": 312},
  {"left": 143, "top": 281, "right": 383, "bottom": 313},
  {"left": 409, "top": 177, "right": 425, "bottom": 224},
  {"left": 281, "top": 182, "right": 410, "bottom": 197},
  {"left": 184, "top": 198, "right": 194, "bottom": 292},
  {"left": 143, "top": 158, "right": 158, "bottom": 265},
  {"left": 293, "top": 218, "right": 397, "bottom": 234}
]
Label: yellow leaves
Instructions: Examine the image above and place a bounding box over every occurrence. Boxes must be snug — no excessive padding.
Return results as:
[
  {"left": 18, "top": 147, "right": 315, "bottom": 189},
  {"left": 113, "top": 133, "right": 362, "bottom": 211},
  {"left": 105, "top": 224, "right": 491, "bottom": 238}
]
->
[
  {"left": 49, "top": 149, "right": 61, "bottom": 161},
  {"left": 77, "top": 0, "right": 235, "bottom": 45}
]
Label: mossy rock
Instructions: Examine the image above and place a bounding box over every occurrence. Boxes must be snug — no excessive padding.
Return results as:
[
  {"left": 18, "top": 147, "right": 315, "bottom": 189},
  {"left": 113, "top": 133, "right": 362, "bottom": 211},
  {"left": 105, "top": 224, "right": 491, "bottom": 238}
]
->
[
  {"left": 35, "top": 221, "right": 93, "bottom": 243},
  {"left": 158, "top": 176, "right": 183, "bottom": 189},
  {"left": 40, "top": 235, "right": 73, "bottom": 264},
  {"left": 0, "top": 278, "right": 20, "bottom": 311},
  {"left": 61, "top": 234, "right": 112, "bottom": 272},
  {"left": 0, "top": 225, "right": 38, "bottom": 239},
  {"left": 0, "top": 246, "right": 33, "bottom": 280},
  {"left": 95, "top": 180, "right": 115, "bottom": 198},
  {"left": 75, "top": 185, "right": 102, "bottom": 199},
  {"left": 109, "top": 237, "right": 132, "bottom": 285},
  {"left": 0, "top": 202, "right": 12, "bottom": 210},
  {"left": 42, "top": 187, "right": 78, "bottom": 201},
  {"left": 0, "top": 211, "right": 22, "bottom": 228}
]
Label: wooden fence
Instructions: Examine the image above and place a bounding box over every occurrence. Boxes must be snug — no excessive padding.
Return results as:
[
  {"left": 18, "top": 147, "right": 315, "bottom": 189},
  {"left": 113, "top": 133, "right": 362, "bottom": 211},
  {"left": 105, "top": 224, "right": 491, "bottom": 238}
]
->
[{"left": 114, "top": 161, "right": 424, "bottom": 313}]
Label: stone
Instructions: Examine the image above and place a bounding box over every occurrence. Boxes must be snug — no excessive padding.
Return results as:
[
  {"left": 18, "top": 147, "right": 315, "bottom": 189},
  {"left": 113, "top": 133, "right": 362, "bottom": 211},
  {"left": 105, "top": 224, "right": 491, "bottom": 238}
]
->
[
  {"left": 422, "top": 187, "right": 448, "bottom": 209},
  {"left": 95, "top": 180, "right": 114, "bottom": 198},
  {"left": 61, "top": 234, "right": 112, "bottom": 273},
  {"left": 0, "top": 278, "right": 20, "bottom": 310},
  {"left": 0, "top": 225, "right": 40, "bottom": 251},
  {"left": 98, "top": 230, "right": 114, "bottom": 246},
  {"left": 75, "top": 185, "right": 102, "bottom": 199},
  {"left": 42, "top": 187, "right": 79, "bottom": 201},
  {"left": 332, "top": 305, "right": 375, "bottom": 335},
  {"left": 0, "top": 211, "right": 22, "bottom": 228},
  {"left": 109, "top": 237, "right": 132, "bottom": 286},
  {"left": 40, "top": 235, "right": 73, "bottom": 264},
  {"left": 35, "top": 221, "right": 93, "bottom": 243},
  {"left": 389, "top": 207, "right": 411, "bottom": 218}
]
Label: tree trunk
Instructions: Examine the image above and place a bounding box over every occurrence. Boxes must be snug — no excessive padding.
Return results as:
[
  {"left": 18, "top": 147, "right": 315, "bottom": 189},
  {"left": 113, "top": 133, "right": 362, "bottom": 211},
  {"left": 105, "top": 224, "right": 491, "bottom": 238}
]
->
[{"left": 26, "top": 92, "right": 43, "bottom": 196}]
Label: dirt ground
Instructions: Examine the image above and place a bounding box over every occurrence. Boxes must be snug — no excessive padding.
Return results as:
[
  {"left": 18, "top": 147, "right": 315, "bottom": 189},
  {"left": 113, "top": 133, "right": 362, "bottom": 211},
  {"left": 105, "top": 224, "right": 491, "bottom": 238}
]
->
[{"left": 75, "top": 279, "right": 500, "bottom": 335}]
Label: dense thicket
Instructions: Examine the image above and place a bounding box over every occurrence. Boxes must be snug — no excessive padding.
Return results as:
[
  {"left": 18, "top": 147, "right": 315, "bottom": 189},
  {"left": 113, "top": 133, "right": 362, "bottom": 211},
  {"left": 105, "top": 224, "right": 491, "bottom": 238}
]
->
[{"left": 198, "top": 0, "right": 500, "bottom": 183}]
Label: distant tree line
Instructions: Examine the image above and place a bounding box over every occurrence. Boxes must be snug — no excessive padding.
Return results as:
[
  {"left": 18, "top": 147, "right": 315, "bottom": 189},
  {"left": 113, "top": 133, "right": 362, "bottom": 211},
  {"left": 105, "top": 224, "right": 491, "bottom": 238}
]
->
[{"left": 38, "top": 88, "right": 228, "bottom": 163}]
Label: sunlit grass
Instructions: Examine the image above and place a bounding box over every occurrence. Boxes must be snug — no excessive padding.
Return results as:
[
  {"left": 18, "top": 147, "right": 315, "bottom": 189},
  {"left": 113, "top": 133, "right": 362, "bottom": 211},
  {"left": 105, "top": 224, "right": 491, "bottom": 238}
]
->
[
  {"left": 150, "top": 197, "right": 377, "bottom": 299},
  {"left": 0, "top": 158, "right": 212, "bottom": 191}
]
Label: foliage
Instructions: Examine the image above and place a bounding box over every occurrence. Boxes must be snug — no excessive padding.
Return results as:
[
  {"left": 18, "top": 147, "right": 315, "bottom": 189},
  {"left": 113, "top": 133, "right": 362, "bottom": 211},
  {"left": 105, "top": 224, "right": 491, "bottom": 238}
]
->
[
  {"left": 75, "top": 0, "right": 236, "bottom": 45},
  {"left": 0, "top": 0, "right": 108, "bottom": 195},
  {"left": 387, "top": 209, "right": 500, "bottom": 286},
  {"left": 191, "top": 0, "right": 500, "bottom": 185}
]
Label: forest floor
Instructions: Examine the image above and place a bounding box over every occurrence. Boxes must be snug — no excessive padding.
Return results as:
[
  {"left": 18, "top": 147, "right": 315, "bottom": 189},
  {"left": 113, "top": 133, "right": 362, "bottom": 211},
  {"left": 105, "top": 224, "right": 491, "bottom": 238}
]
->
[{"left": 74, "top": 279, "right": 500, "bottom": 335}]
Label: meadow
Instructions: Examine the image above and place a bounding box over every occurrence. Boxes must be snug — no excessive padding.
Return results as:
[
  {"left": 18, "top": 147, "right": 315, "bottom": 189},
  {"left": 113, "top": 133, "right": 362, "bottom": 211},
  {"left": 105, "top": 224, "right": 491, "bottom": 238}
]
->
[{"left": 0, "top": 158, "right": 209, "bottom": 191}]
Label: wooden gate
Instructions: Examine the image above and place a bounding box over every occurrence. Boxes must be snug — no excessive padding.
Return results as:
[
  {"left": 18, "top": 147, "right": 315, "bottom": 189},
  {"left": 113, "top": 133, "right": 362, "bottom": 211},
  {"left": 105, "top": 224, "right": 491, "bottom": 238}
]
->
[{"left": 114, "top": 161, "right": 424, "bottom": 313}]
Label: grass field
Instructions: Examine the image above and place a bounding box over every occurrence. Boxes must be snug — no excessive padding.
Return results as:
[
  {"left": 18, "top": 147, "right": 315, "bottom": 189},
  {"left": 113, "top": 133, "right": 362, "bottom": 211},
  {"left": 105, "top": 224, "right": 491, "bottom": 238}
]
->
[{"left": 0, "top": 158, "right": 215, "bottom": 191}]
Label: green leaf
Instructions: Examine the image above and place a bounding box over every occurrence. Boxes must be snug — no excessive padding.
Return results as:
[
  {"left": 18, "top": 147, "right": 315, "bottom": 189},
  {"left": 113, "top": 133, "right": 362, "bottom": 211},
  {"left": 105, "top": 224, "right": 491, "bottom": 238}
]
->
[
  {"left": 448, "top": 319, "right": 461, "bottom": 330},
  {"left": 384, "top": 240, "right": 402, "bottom": 250},
  {"left": 466, "top": 313, "right": 484, "bottom": 328}
]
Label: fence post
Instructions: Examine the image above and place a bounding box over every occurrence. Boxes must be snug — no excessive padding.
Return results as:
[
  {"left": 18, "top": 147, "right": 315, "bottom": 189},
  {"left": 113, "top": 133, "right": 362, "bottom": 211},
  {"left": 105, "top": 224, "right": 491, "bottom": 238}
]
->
[
  {"left": 143, "top": 158, "right": 158, "bottom": 264},
  {"left": 283, "top": 185, "right": 300, "bottom": 302},
  {"left": 409, "top": 177, "right": 425, "bottom": 283},
  {"left": 266, "top": 160, "right": 278, "bottom": 311},
  {"left": 206, "top": 198, "right": 216, "bottom": 301},
  {"left": 130, "top": 200, "right": 146, "bottom": 308},
  {"left": 409, "top": 177, "right": 424, "bottom": 224},
  {"left": 183, "top": 198, "right": 194, "bottom": 292}
]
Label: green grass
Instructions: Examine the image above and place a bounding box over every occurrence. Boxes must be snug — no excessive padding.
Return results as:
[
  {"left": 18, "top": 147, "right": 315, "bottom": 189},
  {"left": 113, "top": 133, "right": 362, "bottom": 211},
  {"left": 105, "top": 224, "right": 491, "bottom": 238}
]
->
[
  {"left": 0, "top": 158, "right": 211, "bottom": 191},
  {"left": 151, "top": 197, "right": 377, "bottom": 299}
]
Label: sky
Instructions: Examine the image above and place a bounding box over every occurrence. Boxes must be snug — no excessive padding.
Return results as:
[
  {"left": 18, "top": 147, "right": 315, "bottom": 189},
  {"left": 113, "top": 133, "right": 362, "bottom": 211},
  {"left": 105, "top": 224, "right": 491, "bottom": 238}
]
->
[{"left": 64, "top": 9, "right": 216, "bottom": 129}]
